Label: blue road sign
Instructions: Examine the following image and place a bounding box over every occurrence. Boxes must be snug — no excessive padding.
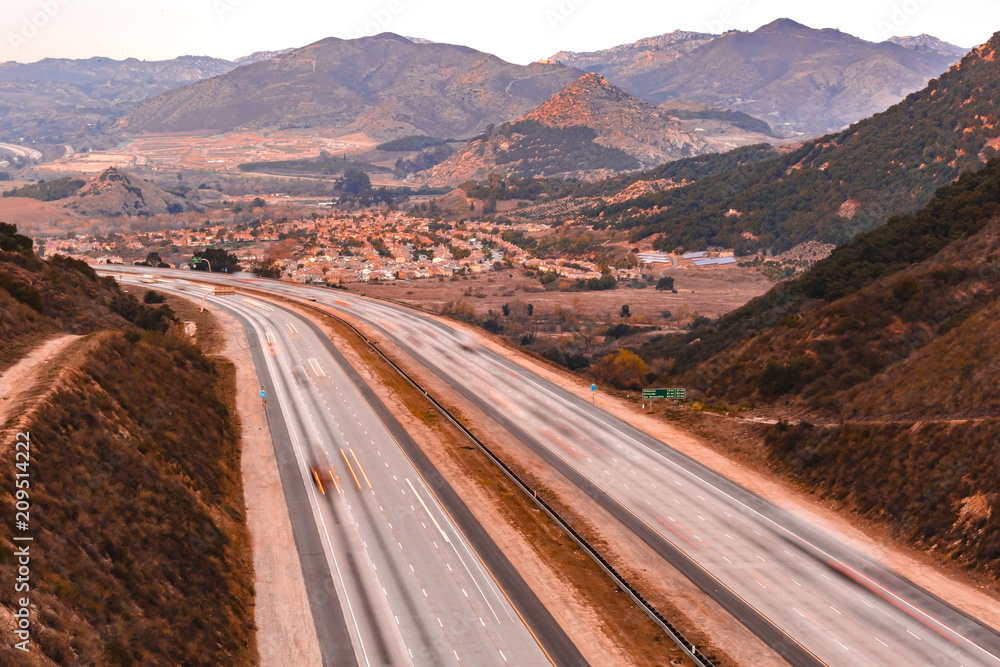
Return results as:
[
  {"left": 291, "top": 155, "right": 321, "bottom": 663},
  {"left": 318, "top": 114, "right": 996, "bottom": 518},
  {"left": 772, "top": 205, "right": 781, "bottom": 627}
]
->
[
  {"left": 260, "top": 390, "right": 266, "bottom": 399},
  {"left": 591, "top": 384, "right": 597, "bottom": 392}
]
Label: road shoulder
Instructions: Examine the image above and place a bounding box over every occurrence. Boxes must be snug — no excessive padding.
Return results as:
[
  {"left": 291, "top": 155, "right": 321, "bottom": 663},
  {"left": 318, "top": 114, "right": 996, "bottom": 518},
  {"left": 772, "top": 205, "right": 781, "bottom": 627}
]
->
[{"left": 212, "top": 302, "right": 324, "bottom": 667}]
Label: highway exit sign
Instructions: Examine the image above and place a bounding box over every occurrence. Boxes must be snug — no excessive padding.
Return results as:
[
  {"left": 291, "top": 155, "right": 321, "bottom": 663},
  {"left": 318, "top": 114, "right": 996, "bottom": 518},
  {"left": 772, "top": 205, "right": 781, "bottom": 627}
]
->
[{"left": 642, "top": 388, "right": 686, "bottom": 400}]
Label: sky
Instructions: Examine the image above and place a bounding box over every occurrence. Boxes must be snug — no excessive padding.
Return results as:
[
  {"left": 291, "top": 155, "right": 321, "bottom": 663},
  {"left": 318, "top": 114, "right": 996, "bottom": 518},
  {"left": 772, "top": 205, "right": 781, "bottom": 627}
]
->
[{"left": 3, "top": 0, "right": 999, "bottom": 64}]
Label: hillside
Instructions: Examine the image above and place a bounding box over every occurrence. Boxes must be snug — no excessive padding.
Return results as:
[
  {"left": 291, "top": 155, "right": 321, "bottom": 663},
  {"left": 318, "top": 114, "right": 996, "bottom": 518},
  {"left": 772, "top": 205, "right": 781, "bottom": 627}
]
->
[
  {"left": 423, "top": 73, "right": 712, "bottom": 184},
  {"left": 562, "top": 19, "right": 961, "bottom": 136},
  {"left": 0, "top": 54, "right": 277, "bottom": 144},
  {"left": 628, "top": 156, "right": 1000, "bottom": 580},
  {"left": 584, "top": 30, "right": 1000, "bottom": 253},
  {"left": 61, "top": 167, "right": 189, "bottom": 218},
  {"left": 118, "top": 33, "right": 583, "bottom": 139},
  {"left": 0, "top": 230, "right": 256, "bottom": 665},
  {"left": 0, "top": 224, "right": 175, "bottom": 367}
]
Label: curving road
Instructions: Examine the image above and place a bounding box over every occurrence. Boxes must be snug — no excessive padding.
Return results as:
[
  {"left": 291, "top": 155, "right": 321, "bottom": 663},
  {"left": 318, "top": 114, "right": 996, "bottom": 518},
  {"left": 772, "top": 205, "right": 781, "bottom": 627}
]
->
[
  {"left": 111, "top": 267, "right": 1000, "bottom": 666},
  {"left": 118, "top": 275, "right": 576, "bottom": 667}
]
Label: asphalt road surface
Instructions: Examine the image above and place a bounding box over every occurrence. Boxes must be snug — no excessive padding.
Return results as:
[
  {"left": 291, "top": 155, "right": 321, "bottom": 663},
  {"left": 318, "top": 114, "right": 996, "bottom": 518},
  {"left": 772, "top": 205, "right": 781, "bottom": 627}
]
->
[
  {"left": 118, "top": 275, "right": 569, "bottom": 667},
  {"left": 113, "top": 267, "right": 1000, "bottom": 666}
]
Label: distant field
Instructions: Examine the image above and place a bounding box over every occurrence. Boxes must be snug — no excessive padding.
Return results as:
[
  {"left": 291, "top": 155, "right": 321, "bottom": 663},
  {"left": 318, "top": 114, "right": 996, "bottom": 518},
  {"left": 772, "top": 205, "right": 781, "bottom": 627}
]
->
[
  {"left": 348, "top": 265, "right": 774, "bottom": 325},
  {"left": 0, "top": 196, "right": 74, "bottom": 228},
  {"left": 41, "top": 130, "right": 383, "bottom": 173}
]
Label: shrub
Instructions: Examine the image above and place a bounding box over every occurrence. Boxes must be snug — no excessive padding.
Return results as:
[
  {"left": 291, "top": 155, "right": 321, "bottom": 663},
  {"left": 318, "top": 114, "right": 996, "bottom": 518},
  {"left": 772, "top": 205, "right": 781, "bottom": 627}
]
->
[{"left": 591, "top": 349, "right": 649, "bottom": 390}]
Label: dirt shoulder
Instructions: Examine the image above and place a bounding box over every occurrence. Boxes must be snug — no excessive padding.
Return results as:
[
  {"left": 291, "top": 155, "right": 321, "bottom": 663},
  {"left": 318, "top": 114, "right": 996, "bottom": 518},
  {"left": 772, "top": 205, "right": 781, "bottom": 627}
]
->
[{"left": 164, "top": 291, "right": 322, "bottom": 667}]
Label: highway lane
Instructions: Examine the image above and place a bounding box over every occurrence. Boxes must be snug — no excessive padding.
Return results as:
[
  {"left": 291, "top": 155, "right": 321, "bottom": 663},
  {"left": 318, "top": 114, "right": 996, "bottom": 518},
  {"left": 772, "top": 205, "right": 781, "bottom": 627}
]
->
[
  {"left": 113, "top": 268, "right": 1000, "bottom": 666},
  {"left": 121, "top": 277, "right": 561, "bottom": 667}
]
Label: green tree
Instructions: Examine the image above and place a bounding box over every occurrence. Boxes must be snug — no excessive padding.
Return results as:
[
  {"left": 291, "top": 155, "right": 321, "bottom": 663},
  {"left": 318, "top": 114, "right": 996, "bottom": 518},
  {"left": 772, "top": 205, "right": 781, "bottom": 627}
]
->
[
  {"left": 620, "top": 304, "right": 631, "bottom": 318},
  {"left": 0, "top": 222, "right": 33, "bottom": 254},
  {"left": 339, "top": 168, "right": 372, "bottom": 196},
  {"left": 191, "top": 248, "right": 241, "bottom": 273}
]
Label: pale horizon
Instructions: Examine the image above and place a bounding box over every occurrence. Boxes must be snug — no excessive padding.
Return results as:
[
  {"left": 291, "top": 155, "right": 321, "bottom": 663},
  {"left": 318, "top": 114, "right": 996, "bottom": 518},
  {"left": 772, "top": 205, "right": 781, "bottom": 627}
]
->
[{"left": 3, "top": 0, "right": 998, "bottom": 66}]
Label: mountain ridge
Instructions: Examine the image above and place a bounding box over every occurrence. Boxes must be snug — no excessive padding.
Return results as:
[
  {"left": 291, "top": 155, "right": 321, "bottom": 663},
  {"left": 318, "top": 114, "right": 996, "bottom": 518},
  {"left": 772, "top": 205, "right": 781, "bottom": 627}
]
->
[{"left": 117, "top": 33, "right": 584, "bottom": 139}]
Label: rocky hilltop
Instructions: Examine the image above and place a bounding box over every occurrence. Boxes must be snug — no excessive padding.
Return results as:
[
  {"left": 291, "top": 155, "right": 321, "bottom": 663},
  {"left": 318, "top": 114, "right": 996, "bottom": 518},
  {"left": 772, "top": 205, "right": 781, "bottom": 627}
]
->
[
  {"left": 549, "top": 30, "right": 714, "bottom": 81},
  {"left": 886, "top": 34, "right": 968, "bottom": 57},
  {"left": 118, "top": 33, "right": 583, "bottom": 139},
  {"left": 64, "top": 167, "right": 188, "bottom": 218},
  {"left": 423, "top": 73, "right": 713, "bottom": 185}
]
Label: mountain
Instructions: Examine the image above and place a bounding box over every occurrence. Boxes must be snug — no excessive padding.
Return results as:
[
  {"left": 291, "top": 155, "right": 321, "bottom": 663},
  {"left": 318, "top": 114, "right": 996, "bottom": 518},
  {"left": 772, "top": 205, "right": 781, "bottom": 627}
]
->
[
  {"left": 548, "top": 30, "right": 715, "bottom": 80},
  {"left": 633, "top": 156, "right": 1000, "bottom": 580},
  {"left": 0, "top": 52, "right": 281, "bottom": 144},
  {"left": 62, "top": 167, "right": 189, "bottom": 217},
  {"left": 118, "top": 33, "right": 584, "bottom": 139},
  {"left": 422, "top": 73, "right": 713, "bottom": 184},
  {"left": 582, "top": 30, "right": 1000, "bottom": 253},
  {"left": 0, "top": 56, "right": 237, "bottom": 143},
  {"left": 561, "top": 19, "right": 962, "bottom": 136},
  {"left": 887, "top": 34, "right": 968, "bottom": 58}
]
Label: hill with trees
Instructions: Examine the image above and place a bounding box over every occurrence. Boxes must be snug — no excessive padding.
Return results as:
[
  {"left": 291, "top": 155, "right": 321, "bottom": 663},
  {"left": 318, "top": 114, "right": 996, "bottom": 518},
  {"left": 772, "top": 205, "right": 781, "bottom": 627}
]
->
[
  {"left": 582, "top": 31, "right": 1000, "bottom": 253},
  {"left": 630, "top": 156, "right": 1000, "bottom": 580}
]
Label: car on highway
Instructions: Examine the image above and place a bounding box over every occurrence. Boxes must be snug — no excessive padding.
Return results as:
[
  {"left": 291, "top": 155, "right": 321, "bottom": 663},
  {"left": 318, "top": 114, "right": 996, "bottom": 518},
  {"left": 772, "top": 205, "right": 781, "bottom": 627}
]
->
[
  {"left": 292, "top": 364, "right": 308, "bottom": 384},
  {"left": 308, "top": 295, "right": 317, "bottom": 302}
]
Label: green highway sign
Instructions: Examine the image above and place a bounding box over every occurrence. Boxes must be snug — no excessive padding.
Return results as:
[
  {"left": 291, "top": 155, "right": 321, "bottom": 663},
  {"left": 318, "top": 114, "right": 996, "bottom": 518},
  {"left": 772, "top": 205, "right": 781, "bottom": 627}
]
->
[{"left": 642, "top": 388, "right": 686, "bottom": 400}]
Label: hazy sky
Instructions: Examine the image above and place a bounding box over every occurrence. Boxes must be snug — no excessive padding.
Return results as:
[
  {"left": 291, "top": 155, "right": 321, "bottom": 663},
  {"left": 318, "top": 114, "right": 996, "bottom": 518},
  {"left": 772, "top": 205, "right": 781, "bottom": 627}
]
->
[{"left": 3, "top": 0, "right": 998, "bottom": 64}]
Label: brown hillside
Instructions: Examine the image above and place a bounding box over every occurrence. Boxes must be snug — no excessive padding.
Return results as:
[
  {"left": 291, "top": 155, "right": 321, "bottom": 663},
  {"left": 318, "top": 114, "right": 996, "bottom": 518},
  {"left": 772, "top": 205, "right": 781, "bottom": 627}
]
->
[
  {"left": 63, "top": 168, "right": 188, "bottom": 218},
  {"left": 118, "top": 33, "right": 582, "bottom": 140}
]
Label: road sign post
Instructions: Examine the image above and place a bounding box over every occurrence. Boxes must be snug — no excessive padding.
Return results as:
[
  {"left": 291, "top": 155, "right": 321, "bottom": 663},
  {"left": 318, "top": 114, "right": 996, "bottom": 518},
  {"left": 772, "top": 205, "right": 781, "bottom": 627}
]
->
[
  {"left": 641, "top": 388, "right": 686, "bottom": 411},
  {"left": 590, "top": 383, "right": 597, "bottom": 404},
  {"left": 260, "top": 388, "right": 266, "bottom": 409}
]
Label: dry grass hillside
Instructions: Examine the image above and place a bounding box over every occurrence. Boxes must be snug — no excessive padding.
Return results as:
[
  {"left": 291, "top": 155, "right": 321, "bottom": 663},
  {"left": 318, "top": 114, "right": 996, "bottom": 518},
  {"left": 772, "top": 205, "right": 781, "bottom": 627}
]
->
[
  {"left": 0, "top": 331, "right": 255, "bottom": 666},
  {"left": 0, "top": 226, "right": 256, "bottom": 664}
]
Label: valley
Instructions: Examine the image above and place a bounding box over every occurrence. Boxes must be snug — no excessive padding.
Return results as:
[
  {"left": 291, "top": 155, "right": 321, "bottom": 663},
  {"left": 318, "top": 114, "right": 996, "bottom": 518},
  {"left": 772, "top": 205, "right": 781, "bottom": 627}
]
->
[{"left": 2, "top": 7, "right": 1000, "bottom": 667}]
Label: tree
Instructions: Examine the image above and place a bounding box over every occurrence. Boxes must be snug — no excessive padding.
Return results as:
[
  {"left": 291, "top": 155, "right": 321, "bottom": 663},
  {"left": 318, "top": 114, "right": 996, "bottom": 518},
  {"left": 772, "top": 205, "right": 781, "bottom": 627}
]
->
[
  {"left": 655, "top": 277, "right": 675, "bottom": 291},
  {"left": 590, "top": 349, "right": 649, "bottom": 390},
  {"left": 339, "top": 168, "right": 372, "bottom": 196},
  {"left": 249, "top": 259, "right": 283, "bottom": 279},
  {"left": 0, "top": 222, "right": 33, "bottom": 254},
  {"left": 191, "top": 247, "right": 241, "bottom": 273},
  {"left": 141, "top": 251, "right": 169, "bottom": 268},
  {"left": 620, "top": 304, "right": 631, "bottom": 318}
]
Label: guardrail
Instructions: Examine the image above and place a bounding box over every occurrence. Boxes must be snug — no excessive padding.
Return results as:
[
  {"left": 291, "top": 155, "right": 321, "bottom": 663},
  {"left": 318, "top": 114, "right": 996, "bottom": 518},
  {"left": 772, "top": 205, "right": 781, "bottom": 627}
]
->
[{"left": 294, "top": 298, "right": 719, "bottom": 667}]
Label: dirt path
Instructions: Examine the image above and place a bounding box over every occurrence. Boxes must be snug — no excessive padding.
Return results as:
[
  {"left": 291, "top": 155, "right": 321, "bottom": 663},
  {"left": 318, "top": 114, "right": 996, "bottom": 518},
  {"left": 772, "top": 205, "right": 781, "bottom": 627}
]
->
[{"left": 0, "top": 333, "right": 81, "bottom": 431}]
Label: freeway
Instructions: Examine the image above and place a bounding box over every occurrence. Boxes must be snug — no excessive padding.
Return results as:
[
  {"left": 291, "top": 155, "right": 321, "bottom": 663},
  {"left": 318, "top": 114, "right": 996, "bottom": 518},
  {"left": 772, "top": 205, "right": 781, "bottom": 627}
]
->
[
  {"left": 112, "top": 267, "right": 1000, "bottom": 666},
  {"left": 120, "top": 275, "right": 570, "bottom": 667}
]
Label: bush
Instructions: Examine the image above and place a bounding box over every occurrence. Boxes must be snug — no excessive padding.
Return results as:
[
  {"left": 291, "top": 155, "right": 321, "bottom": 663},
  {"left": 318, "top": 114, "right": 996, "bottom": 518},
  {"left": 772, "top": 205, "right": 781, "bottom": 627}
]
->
[
  {"left": 143, "top": 291, "right": 166, "bottom": 304},
  {"left": 590, "top": 349, "right": 649, "bottom": 390}
]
